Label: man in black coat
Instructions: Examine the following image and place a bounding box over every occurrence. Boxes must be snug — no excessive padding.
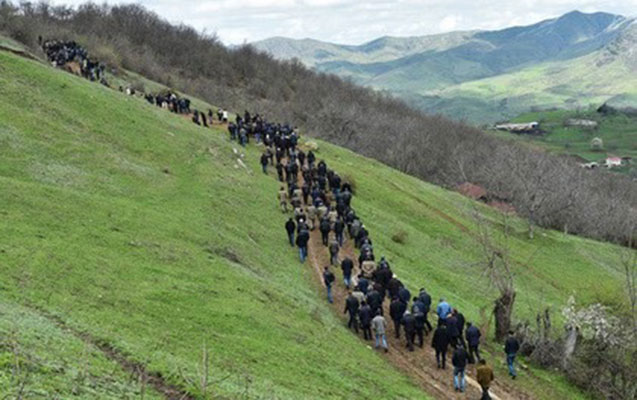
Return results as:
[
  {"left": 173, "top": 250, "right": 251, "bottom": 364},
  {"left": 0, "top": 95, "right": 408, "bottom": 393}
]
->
[
  {"left": 296, "top": 229, "right": 309, "bottom": 263},
  {"left": 319, "top": 218, "right": 331, "bottom": 246},
  {"left": 446, "top": 313, "right": 460, "bottom": 348},
  {"left": 285, "top": 218, "right": 295, "bottom": 247},
  {"left": 465, "top": 322, "right": 482, "bottom": 363},
  {"left": 343, "top": 291, "right": 359, "bottom": 333},
  {"left": 359, "top": 301, "right": 373, "bottom": 340},
  {"left": 412, "top": 299, "right": 426, "bottom": 348},
  {"left": 334, "top": 218, "right": 345, "bottom": 246},
  {"left": 454, "top": 309, "right": 467, "bottom": 348},
  {"left": 452, "top": 344, "right": 469, "bottom": 392},
  {"left": 366, "top": 288, "right": 382, "bottom": 316},
  {"left": 418, "top": 288, "right": 433, "bottom": 333},
  {"left": 401, "top": 311, "right": 416, "bottom": 352},
  {"left": 341, "top": 257, "right": 354, "bottom": 289},
  {"left": 432, "top": 323, "right": 450, "bottom": 369},
  {"left": 504, "top": 331, "right": 520, "bottom": 379},
  {"left": 387, "top": 276, "right": 403, "bottom": 300},
  {"left": 390, "top": 297, "right": 406, "bottom": 339}
]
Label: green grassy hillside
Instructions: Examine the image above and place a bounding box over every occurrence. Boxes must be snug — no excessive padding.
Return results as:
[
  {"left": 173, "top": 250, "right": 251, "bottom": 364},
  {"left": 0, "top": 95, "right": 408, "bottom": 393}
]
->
[
  {"left": 0, "top": 49, "right": 631, "bottom": 399},
  {"left": 490, "top": 109, "right": 636, "bottom": 175},
  {"left": 0, "top": 50, "right": 426, "bottom": 399}
]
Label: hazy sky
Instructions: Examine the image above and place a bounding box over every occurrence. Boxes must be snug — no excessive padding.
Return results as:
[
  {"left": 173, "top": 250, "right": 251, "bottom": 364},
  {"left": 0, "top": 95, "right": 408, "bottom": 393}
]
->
[{"left": 52, "top": 0, "right": 637, "bottom": 45}]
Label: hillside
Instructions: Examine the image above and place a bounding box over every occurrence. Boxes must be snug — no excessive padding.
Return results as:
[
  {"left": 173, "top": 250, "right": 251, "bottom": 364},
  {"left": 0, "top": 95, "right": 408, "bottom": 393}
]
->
[
  {"left": 491, "top": 109, "right": 636, "bottom": 175},
  {"left": 252, "top": 11, "right": 637, "bottom": 123},
  {"left": 0, "top": 47, "right": 632, "bottom": 399}
]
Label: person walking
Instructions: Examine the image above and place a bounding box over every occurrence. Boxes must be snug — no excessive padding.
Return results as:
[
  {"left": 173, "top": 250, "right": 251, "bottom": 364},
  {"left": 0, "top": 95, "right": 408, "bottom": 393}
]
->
[
  {"left": 390, "top": 297, "right": 406, "bottom": 339},
  {"left": 504, "top": 331, "right": 520, "bottom": 379},
  {"left": 278, "top": 187, "right": 288, "bottom": 213},
  {"left": 452, "top": 344, "right": 468, "bottom": 393},
  {"left": 476, "top": 359, "right": 495, "bottom": 400},
  {"left": 334, "top": 218, "right": 345, "bottom": 246},
  {"left": 466, "top": 322, "right": 482, "bottom": 363},
  {"left": 323, "top": 266, "right": 335, "bottom": 303},
  {"left": 359, "top": 301, "right": 373, "bottom": 341},
  {"left": 432, "top": 322, "right": 450, "bottom": 369},
  {"left": 320, "top": 217, "right": 331, "bottom": 246},
  {"left": 412, "top": 300, "right": 425, "bottom": 348},
  {"left": 371, "top": 311, "right": 389, "bottom": 352},
  {"left": 296, "top": 229, "right": 309, "bottom": 263},
  {"left": 436, "top": 298, "right": 451, "bottom": 324},
  {"left": 343, "top": 291, "right": 359, "bottom": 333},
  {"left": 285, "top": 218, "right": 295, "bottom": 247},
  {"left": 260, "top": 152, "right": 269, "bottom": 174},
  {"left": 329, "top": 240, "right": 339, "bottom": 266},
  {"left": 401, "top": 310, "right": 416, "bottom": 352},
  {"left": 341, "top": 257, "right": 354, "bottom": 289},
  {"left": 418, "top": 288, "right": 433, "bottom": 334}
]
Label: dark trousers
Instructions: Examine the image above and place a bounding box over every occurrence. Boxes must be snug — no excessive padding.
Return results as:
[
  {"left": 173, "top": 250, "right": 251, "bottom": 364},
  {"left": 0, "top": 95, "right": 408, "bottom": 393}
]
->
[
  {"left": 393, "top": 319, "right": 401, "bottom": 338},
  {"left": 362, "top": 325, "right": 372, "bottom": 340},
  {"left": 347, "top": 313, "right": 358, "bottom": 333},
  {"left": 435, "top": 348, "right": 447, "bottom": 368},
  {"left": 414, "top": 328, "right": 424, "bottom": 347},
  {"left": 424, "top": 314, "right": 433, "bottom": 334},
  {"left": 336, "top": 231, "right": 344, "bottom": 246},
  {"left": 288, "top": 232, "right": 294, "bottom": 247},
  {"left": 469, "top": 345, "right": 481, "bottom": 363},
  {"left": 405, "top": 329, "right": 415, "bottom": 351},
  {"left": 321, "top": 231, "right": 329, "bottom": 246},
  {"left": 480, "top": 385, "right": 491, "bottom": 400}
]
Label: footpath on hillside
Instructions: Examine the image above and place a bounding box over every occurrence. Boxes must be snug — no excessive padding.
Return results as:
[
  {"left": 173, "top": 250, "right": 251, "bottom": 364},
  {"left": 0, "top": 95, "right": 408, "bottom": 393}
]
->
[{"left": 258, "top": 142, "right": 533, "bottom": 400}]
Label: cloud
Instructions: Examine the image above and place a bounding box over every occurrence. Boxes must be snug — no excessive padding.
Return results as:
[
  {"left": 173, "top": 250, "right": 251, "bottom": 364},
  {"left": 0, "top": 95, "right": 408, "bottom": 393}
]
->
[{"left": 48, "top": 0, "right": 637, "bottom": 44}]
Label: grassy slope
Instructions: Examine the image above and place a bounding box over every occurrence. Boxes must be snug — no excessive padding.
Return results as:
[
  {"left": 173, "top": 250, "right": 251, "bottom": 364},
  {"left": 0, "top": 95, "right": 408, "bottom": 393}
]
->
[
  {"left": 0, "top": 51, "right": 425, "bottom": 399},
  {"left": 0, "top": 49, "right": 630, "bottom": 399}
]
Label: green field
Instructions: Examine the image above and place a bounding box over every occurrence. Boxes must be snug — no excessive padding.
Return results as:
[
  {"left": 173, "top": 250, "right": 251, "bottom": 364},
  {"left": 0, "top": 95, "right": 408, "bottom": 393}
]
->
[
  {"left": 0, "top": 49, "right": 630, "bottom": 399},
  {"left": 490, "top": 109, "right": 637, "bottom": 175}
]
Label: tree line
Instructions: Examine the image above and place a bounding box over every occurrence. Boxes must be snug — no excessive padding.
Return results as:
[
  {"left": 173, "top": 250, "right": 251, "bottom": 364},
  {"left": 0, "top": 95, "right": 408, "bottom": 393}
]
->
[{"left": 1, "top": 1, "right": 635, "bottom": 245}]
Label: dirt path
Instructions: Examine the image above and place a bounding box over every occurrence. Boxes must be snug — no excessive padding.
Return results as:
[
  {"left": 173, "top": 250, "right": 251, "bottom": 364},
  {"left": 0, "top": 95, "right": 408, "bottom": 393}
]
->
[
  {"left": 292, "top": 159, "right": 533, "bottom": 400},
  {"left": 26, "top": 303, "right": 194, "bottom": 400}
]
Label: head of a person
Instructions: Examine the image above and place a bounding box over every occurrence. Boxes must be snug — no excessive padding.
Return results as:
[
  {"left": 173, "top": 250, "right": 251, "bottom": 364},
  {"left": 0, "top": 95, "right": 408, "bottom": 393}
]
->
[
  {"left": 508, "top": 330, "right": 515, "bottom": 336},
  {"left": 479, "top": 359, "right": 487, "bottom": 365},
  {"left": 440, "top": 298, "right": 445, "bottom": 303},
  {"left": 467, "top": 322, "right": 473, "bottom": 327},
  {"left": 413, "top": 297, "right": 418, "bottom": 302}
]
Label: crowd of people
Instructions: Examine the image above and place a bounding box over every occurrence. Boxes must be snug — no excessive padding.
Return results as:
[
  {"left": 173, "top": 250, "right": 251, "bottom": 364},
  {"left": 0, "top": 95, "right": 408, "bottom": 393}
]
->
[
  {"left": 244, "top": 111, "right": 522, "bottom": 399},
  {"left": 40, "top": 38, "right": 107, "bottom": 85}
]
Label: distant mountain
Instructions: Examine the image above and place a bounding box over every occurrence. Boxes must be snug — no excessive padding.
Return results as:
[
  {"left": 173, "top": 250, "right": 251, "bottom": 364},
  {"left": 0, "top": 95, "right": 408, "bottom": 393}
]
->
[{"left": 253, "top": 11, "right": 637, "bottom": 123}]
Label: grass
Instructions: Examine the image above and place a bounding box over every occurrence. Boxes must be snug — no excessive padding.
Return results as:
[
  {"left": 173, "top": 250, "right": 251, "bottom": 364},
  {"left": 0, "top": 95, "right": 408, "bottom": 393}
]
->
[
  {"left": 486, "top": 108, "right": 637, "bottom": 175},
  {"left": 0, "top": 50, "right": 426, "bottom": 399},
  {"left": 0, "top": 48, "right": 631, "bottom": 399}
]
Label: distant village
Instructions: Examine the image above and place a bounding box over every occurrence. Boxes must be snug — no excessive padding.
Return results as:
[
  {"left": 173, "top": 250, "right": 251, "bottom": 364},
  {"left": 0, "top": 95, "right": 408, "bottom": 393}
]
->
[{"left": 494, "top": 115, "right": 633, "bottom": 171}]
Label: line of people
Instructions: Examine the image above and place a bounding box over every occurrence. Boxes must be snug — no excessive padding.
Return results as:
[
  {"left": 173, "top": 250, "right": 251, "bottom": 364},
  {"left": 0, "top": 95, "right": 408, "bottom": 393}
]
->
[
  {"left": 247, "top": 111, "right": 517, "bottom": 399},
  {"left": 40, "top": 38, "right": 107, "bottom": 85}
]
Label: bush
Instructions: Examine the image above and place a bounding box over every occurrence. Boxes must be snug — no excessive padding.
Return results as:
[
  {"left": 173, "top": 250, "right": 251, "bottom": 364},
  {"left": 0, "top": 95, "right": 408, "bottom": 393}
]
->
[
  {"left": 590, "top": 137, "right": 604, "bottom": 151},
  {"left": 391, "top": 230, "right": 408, "bottom": 244}
]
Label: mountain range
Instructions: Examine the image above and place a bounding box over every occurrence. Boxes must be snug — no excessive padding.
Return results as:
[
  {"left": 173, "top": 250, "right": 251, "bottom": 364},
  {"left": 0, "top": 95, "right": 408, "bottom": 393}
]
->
[{"left": 252, "top": 11, "right": 637, "bottom": 123}]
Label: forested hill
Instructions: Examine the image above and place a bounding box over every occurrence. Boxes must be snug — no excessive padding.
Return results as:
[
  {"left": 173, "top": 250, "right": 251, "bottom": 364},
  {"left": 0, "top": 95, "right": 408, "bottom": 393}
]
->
[
  {"left": 253, "top": 11, "right": 637, "bottom": 123},
  {"left": 1, "top": 3, "right": 634, "bottom": 248}
]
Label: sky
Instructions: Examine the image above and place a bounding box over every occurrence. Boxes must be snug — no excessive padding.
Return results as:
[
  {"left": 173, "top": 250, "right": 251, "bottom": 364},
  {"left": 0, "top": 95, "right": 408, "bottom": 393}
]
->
[{"left": 51, "top": 0, "right": 637, "bottom": 45}]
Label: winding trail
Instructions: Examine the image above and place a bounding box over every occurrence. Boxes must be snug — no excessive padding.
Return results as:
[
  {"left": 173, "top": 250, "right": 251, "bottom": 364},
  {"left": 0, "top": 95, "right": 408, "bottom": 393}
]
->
[{"left": 287, "top": 153, "right": 533, "bottom": 400}]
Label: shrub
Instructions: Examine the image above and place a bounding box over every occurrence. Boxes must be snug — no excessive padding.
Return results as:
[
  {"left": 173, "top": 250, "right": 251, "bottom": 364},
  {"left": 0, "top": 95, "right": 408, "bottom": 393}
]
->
[
  {"left": 590, "top": 137, "right": 604, "bottom": 151},
  {"left": 391, "top": 230, "right": 408, "bottom": 244}
]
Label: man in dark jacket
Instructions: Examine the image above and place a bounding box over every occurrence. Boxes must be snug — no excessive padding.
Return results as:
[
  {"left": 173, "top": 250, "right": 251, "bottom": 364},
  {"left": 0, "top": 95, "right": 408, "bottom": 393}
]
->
[
  {"left": 418, "top": 288, "right": 433, "bottom": 334},
  {"left": 285, "top": 218, "right": 295, "bottom": 247},
  {"left": 454, "top": 309, "right": 467, "bottom": 348},
  {"left": 260, "top": 152, "right": 269, "bottom": 174},
  {"left": 366, "top": 288, "right": 382, "bottom": 316},
  {"left": 390, "top": 297, "right": 406, "bottom": 339},
  {"left": 357, "top": 274, "right": 369, "bottom": 295},
  {"left": 401, "top": 310, "right": 416, "bottom": 351},
  {"left": 446, "top": 313, "right": 460, "bottom": 348},
  {"left": 319, "top": 218, "right": 331, "bottom": 246},
  {"left": 452, "top": 344, "right": 468, "bottom": 392},
  {"left": 412, "top": 299, "right": 426, "bottom": 348},
  {"left": 432, "top": 323, "right": 450, "bottom": 369},
  {"left": 398, "top": 286, "right": 411, "bottom": 304},
  {"left": 296, "top": 229, "right": 309, "bottom": 263},
  {"left": 341, "top": 257, "right": 354, "bottom": 289},
  {"left": 343, "top": 291, "right": 359, "bottom": 333},
  {"left": 359, "top": 301, "right": 372, "bottom": 340},
  {"left": 333, "top": 218, "right": 345, "bottom": 246},
  {"left": 504, "top": 331, "right": 520, "bottom": 379},
  {"left": 387, "top": 275, "right": 403, "bottom": 300},
  {"left": 329, "top": 240, "right": 339, "bottom": 266},
  {"left": 465, "top": 322, "right": 482, "bottom": 363},
  {"left": 323, "top": 266, "right": 335, "bottom": 303}
]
